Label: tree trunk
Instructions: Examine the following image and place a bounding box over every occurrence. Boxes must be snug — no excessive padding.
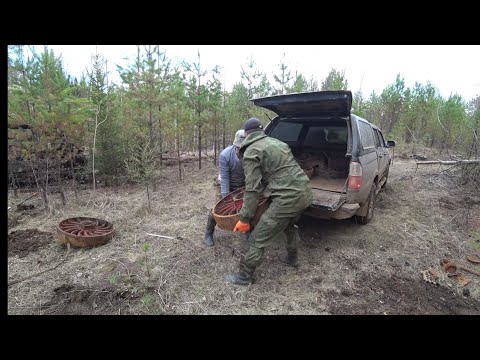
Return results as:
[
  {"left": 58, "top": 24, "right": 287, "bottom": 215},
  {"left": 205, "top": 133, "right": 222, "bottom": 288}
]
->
[
  {"left": 92, "top": 122, "right": 97, "bottom": 192},
  {"left": 30, "top": 162, "right": 48, "bottom": 210},
  {"left": 177, "top": 124, "right": 182, "bottom": 182},
  {"left": 158, "top": 104, "right": 163, "bottom": 167},
  {"left": 222, "top": 118, "right": 226, "bottom": 149},
  {"left": 66, "top": 137, "right": 78, "bottom": 198},
  {"left": 26, "top": 100, "right": 31, "bottom": 120},
  {"left": 69, "top": 153, "right": 78, "bottom": 199},
  {"left": 198, "top": 124, "right": 202, "bottom": 170},
  {"left": 9, "top": 166, "right": 18, "bottom": 198},
  {"left": 45, "top": 158, "right": 49, "bottom": 201},
  {"left": 471, "top": 134, "right": 478, "bottom": 158},
  {"left": 204, "top": 128, "right": 208, "bottom": 157},
  {"left": 148, "top": 103, "right": 154, "bottom": 143},
  {"left": 469, "top": 125, "right": 479, "bottom": 158},
  {"left": 214, "top": 115, "right": 218, "bottom": 166},
  {"left": 58, "top": 164, "right": 66, "bottom": 206}
]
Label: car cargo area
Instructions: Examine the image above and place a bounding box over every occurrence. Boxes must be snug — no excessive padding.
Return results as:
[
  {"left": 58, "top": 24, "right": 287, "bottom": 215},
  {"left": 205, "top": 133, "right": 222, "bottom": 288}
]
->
[
  {"left": 293, "top": 150, "right": 349, "bottom": 191},
  {"left": 269, "top": 119, "right": 349, "bottom": 187},
  {"left": 267, "top": 119, "right": 350, "bottom": 212},
  {"left": 292, "top": 149, "right": 349, "bottom": 209}
]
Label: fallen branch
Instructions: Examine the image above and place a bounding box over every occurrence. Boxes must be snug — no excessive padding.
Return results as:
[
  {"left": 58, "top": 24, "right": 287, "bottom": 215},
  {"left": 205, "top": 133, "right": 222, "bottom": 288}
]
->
[
  {"left": 416, "top": 160, "right": 480, "bottom": 165},
  {"left": 415, "top": 159, "right": 480, "bottom": 174},
  {"left": 146, "top": 233, "right": 175, "bottom": 240},
  {"left": 8, "top": 243, "right": 71, "bottom": 287}
]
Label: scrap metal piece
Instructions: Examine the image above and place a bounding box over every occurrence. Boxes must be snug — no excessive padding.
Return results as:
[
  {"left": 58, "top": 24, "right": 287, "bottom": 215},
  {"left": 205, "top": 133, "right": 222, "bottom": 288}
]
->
[
  {"left": 441, "top": 259, "right": 480, "bottom": 277},
  {"left": 466, "top": 255, "right": 480, "bottom": 264},
  {"left": 448, "top": 273, "right": 472, "bottom": 287},
  {"left": 57, "top": 217, "right": 115, "bottom": 248},
  {"left": 212, "top": 187, "right": 269, "bottom": 231}
]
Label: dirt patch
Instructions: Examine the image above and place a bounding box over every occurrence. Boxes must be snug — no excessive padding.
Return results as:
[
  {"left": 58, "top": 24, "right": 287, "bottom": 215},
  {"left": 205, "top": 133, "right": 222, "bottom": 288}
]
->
[
  {"left": 8, "top": 229, "right": 53, "bottom": 258},
  {"left": 329, "top": 273, "right": 480, "bottom": 315},
  {"left": 39, "top": 283, "right": 137, "bottom": 315}
]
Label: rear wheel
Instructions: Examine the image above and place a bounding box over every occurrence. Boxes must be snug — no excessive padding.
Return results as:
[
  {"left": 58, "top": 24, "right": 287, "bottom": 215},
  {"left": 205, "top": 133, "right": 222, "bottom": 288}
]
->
[
  {"left": 381, "top": 167, "right": 389, "bottom": 188},
  {"left": 354, "top": 184, "right": 376, "bottom": 225}
]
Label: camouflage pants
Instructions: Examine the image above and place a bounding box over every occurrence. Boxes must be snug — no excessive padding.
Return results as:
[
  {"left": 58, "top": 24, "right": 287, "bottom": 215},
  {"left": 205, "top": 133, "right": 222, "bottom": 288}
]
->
[{"left": 242, "top": 205, "right": 303, "bottom": 270}]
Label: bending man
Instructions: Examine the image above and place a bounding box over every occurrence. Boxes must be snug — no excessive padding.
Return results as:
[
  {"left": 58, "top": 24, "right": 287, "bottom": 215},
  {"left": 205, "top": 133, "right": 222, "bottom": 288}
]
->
[
  {"left": 225, "top": 118, "right": 313, "bottom": 285},
  {"left": 203, "top": 129, "right": 246, "bottom": 247}
]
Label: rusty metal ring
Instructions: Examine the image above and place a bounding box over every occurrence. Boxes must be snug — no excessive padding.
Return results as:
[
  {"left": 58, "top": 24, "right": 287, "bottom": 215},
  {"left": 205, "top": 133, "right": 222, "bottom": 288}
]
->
[{"left": 57, "top": 217, "right": 115, "bottom": 248}]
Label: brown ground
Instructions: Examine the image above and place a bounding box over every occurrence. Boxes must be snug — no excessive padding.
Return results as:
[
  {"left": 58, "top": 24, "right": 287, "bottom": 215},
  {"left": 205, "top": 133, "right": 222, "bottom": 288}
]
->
[{"left": 7, "top": 154, "right": 480, "bottom": 315}]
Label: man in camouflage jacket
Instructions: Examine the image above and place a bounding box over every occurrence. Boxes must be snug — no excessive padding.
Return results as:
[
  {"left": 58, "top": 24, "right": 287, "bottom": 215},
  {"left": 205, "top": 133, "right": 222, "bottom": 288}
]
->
[{"left": 225, "top": 118, "right": 313, "bottom": 285}]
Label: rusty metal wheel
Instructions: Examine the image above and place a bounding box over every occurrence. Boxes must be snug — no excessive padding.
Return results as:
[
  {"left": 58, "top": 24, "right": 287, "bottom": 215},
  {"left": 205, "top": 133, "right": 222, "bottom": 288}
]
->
[
  {"left": 57, "top": 217, "right": 115, "bottom": 248},
  {"left": 212, "top": 187, "right": 269, "bottom": 231}
]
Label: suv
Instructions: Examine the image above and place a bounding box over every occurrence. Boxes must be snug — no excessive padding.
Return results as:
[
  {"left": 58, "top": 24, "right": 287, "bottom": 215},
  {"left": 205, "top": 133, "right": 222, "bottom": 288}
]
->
[{"left": 251, "top": 90, "right": 395, "bottom": 224}]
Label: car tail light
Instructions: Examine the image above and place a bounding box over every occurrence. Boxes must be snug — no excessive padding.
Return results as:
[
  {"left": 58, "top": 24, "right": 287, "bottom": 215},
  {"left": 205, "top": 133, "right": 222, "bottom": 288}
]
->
[{"left": 348, "top": 161, "right": 362, "bottom": 190}]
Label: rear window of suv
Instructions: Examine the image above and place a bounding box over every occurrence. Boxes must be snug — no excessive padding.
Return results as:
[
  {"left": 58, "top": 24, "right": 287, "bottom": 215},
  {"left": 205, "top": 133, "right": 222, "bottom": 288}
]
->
[
  {"left": 269, "top": 121, "right": 303, "bottom": 142},
  {"left": 269, "top": 120, "right": 347, "bottom": 148},
  {"left": 303, "top": 126, "right": 347, "bottom": 146}
]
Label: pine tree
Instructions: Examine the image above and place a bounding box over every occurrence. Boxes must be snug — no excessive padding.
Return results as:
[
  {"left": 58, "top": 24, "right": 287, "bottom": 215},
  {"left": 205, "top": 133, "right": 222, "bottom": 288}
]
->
[
  {"left": 321, "top": 68, "right": 348, "bottom": 91},
  {"left": 272, "top": 53, "right": 292, "bottom": 95},
  {"left": 182, "top": 51, "right": 209, "bottom": 169}
]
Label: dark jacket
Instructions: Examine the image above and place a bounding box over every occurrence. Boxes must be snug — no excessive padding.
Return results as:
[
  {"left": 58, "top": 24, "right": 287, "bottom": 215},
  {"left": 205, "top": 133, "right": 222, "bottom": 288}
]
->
[{"left": 239, "top": 131, "right": 313, "bottom": 222}]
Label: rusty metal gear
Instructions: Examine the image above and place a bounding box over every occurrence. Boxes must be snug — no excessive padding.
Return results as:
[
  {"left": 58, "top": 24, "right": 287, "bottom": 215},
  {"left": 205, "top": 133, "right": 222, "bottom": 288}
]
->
[
  {"left": 57, "top": 217, "right": 115, "bottom": 248},
  {"left": 212, "top": 187, "right": 269, "bottom": 231}
]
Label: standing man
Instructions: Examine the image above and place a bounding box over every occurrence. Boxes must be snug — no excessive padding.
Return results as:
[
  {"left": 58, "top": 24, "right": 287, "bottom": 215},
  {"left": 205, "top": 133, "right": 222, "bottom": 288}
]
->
[
  {"left": 225, "top": 118, "right": 313, "bottom": 285},
  {"left": 203, "top": 129, "right": 246, "bottom": 247}
]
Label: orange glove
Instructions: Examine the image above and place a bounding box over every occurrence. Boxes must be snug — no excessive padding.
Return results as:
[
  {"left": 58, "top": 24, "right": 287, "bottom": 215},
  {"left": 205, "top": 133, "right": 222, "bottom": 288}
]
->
[{"left": 233, "top": 220, "right": 251, "bottom": 233}]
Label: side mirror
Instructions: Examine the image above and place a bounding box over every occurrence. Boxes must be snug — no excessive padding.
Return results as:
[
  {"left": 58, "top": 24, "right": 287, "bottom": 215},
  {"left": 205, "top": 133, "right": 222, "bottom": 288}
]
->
[{"left": 386, "top": 140, "right": 396, "bottom": 148}]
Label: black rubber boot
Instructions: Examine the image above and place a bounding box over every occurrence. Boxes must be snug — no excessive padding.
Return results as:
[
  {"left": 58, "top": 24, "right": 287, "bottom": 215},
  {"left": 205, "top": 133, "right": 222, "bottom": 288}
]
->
[
  {"left": 279, "top": 250, "right": 299, "bottom": 268},
  {"left": 224, "top": 261, "right": 255, "bottom": 285},
  {"left": 203, "top": 213, "right": 216, "bottom": 247}
]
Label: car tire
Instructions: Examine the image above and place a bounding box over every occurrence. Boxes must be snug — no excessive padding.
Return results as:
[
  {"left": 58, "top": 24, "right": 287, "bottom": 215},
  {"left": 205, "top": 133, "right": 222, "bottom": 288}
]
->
[
  {"left": 354, "top": 184, "right": 376, "bottom": 225},
  {"left": 381, "top": 167, "right": 389, "bottom": 188}
]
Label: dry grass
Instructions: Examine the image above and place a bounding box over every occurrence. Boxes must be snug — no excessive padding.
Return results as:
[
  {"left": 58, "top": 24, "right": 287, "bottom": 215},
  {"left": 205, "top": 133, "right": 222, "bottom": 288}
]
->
[{"left": 7, "top": 157, "right": 480, "bottom": 315}]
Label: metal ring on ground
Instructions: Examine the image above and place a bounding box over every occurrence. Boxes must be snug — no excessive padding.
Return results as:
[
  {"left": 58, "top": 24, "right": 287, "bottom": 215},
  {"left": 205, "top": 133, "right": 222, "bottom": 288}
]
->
[{"left": 57, "top": 217, "right": 115, "bottom": 248}]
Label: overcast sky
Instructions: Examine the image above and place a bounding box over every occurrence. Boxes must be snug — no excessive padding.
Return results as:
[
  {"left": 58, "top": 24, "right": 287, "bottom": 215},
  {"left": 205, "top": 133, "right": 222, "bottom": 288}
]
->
[{"left": 28, "top": 45, "right": 480, "bottom": 101}]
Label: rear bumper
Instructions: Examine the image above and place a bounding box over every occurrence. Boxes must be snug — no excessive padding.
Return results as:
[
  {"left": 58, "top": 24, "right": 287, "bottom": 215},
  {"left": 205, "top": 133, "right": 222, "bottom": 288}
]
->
[{"left": 304, "top": 203, "right": 360, "bottom": 220}]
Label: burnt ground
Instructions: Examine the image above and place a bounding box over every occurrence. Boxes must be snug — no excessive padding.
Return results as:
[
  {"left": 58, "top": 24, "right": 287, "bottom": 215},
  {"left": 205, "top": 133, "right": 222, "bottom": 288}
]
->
[{"left": 7, "top": 154, "right": 480, "bottom": 315}]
